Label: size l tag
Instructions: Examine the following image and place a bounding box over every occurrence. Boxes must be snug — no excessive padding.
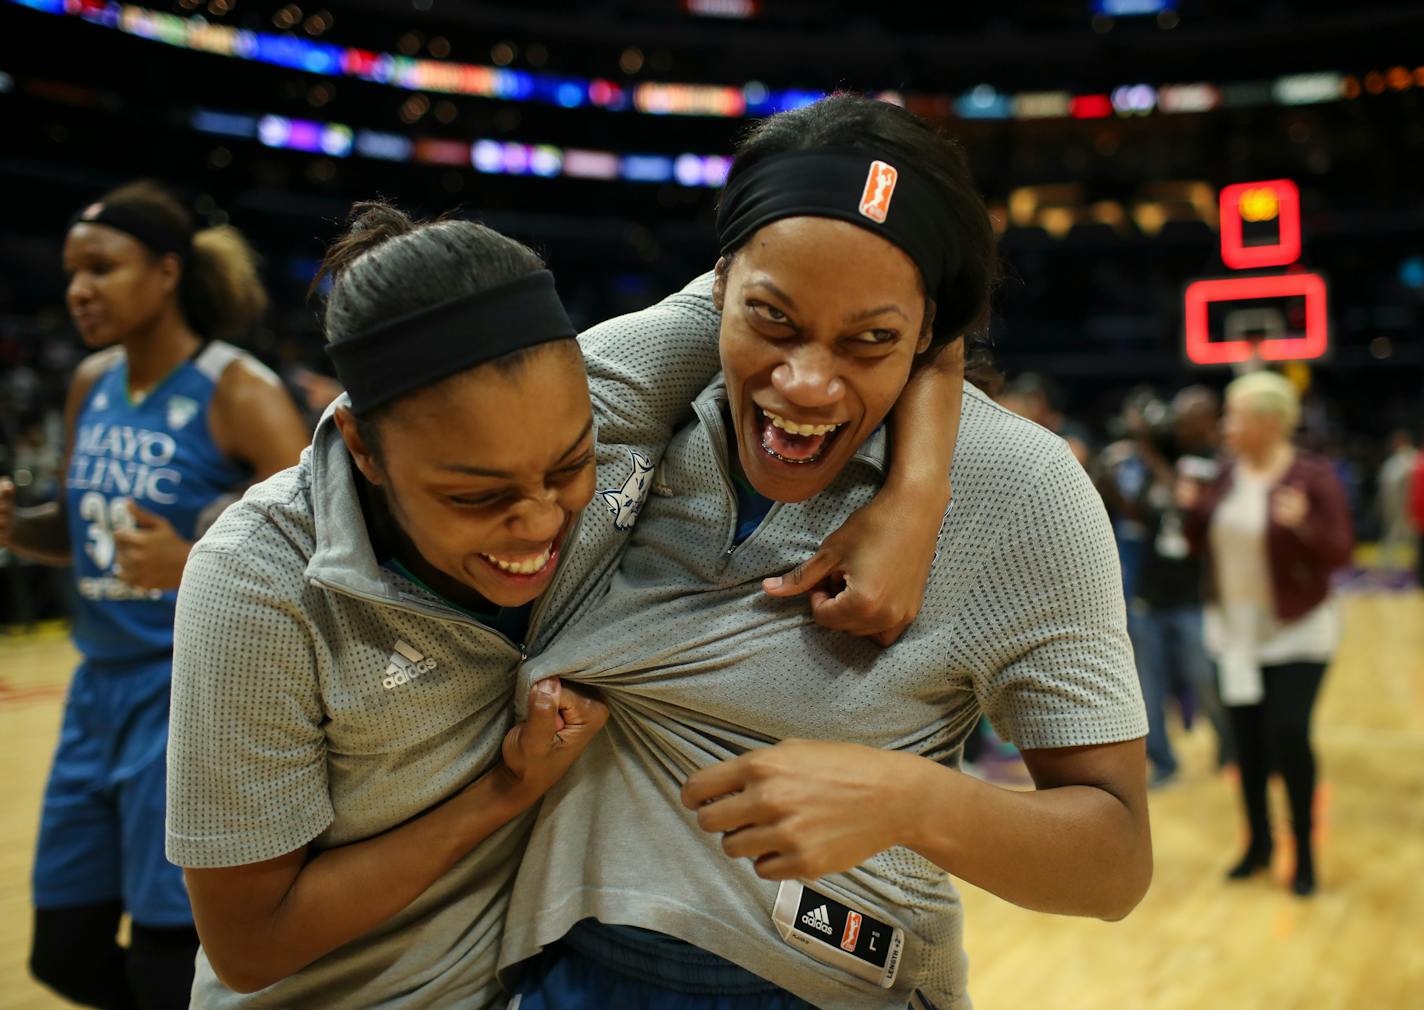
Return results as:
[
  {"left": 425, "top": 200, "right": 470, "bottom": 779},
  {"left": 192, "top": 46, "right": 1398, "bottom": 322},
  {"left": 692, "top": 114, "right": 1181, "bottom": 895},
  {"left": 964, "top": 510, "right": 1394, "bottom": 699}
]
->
[{"left": 771, "top": 880, "right": 904, "bottom": 989}]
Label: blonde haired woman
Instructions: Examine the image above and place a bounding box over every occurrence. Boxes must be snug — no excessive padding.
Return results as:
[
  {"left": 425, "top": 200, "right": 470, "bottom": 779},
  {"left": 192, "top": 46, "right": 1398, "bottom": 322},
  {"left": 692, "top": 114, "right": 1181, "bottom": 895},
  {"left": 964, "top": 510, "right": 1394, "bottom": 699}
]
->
[{"left": 1182, "top": 370, "right": 1353, "bottom": 896}]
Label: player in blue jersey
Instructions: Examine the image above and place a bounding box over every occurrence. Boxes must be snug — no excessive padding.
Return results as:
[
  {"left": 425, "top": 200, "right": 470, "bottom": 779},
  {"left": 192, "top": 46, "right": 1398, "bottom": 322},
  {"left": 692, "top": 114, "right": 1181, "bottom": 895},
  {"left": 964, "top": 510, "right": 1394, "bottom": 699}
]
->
[{"left": 0, "top": 181, "right": 309, "bottom": 1010}]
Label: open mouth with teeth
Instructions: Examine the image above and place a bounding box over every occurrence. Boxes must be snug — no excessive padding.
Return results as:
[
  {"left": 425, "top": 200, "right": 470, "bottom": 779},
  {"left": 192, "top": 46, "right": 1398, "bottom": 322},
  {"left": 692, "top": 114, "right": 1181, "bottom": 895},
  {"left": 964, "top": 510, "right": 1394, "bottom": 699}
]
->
[
  {"left": 476, "top": 521, "right": 569, "bottom": 587},
  {"left": 480, "top": 543, "right": 553, "bottom": 576},
  {"left": 757, "top": 406, "right": 847, "bottom": 465}
]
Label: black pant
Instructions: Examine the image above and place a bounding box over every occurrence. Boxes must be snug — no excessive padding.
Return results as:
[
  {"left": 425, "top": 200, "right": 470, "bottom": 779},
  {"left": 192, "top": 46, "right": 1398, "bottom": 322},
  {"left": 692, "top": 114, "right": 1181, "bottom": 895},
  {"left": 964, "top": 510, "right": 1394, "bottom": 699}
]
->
[
  {"left": 29, "top": 903, "right": 198, "bottom": 1010},
  {"left": 1226, "top": 661, "right": 1328, "bottom": 870}
]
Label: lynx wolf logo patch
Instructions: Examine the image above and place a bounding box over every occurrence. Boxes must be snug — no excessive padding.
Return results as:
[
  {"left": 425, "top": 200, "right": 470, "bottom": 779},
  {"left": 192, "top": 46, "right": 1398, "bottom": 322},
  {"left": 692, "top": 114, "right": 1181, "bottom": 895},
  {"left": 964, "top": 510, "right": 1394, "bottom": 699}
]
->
[
  {"left": 597, "top": 449, "right": 655, "bottom": 531},
  {"left": 167, "top": 395, "right": 200, "bottom": 430},
  {"left": 858, "top": 160, "right": 899, "bottom": 223}
]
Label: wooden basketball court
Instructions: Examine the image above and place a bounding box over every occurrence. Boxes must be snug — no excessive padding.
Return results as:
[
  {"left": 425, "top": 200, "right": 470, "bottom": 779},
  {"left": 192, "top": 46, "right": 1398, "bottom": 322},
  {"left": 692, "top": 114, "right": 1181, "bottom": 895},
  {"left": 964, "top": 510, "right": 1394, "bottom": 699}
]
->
[{"left": 1, "top": 591, "right": 1420, "bottom": 1009}]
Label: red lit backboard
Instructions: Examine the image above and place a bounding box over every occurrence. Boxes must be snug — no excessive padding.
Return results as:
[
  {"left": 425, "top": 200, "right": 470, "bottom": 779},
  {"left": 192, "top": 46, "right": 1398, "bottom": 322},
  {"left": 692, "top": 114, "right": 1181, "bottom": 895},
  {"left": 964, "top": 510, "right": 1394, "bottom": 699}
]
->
[{"left": 1183, "top": 272, "right": 1329, "bottom": 365}]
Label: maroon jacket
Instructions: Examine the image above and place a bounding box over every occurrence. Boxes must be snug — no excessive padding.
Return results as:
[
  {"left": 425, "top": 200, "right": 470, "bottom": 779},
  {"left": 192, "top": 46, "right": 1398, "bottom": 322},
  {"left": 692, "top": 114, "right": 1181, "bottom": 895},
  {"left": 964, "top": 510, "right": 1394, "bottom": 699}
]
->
[
  {"left": 1185, "top": 451, "right": 1354, "bottom": 622},
  {"left": 1412, "top": 453, "right": 1424, "bottom": 532}
]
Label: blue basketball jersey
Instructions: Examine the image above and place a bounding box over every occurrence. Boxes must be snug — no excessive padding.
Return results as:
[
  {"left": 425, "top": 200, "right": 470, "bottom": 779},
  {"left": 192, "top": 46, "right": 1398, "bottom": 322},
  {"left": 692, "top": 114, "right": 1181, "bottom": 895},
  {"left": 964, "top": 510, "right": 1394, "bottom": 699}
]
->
[{"left": 65, "top": 343, "right": 251, "bottom": 662}]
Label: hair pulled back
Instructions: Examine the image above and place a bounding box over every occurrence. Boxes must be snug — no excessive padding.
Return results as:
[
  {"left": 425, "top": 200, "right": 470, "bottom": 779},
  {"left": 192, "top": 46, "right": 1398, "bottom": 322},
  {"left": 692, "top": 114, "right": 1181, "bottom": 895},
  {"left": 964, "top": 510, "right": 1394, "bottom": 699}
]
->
[
  {"left": 89, "top": 181, "right": 268, "bottom": 340},
  {"left": 314, "top": 200, "right": 546, "bottom": 348},
  {"left": 313, "top": 201, "right": 555, "bottom": 452}
]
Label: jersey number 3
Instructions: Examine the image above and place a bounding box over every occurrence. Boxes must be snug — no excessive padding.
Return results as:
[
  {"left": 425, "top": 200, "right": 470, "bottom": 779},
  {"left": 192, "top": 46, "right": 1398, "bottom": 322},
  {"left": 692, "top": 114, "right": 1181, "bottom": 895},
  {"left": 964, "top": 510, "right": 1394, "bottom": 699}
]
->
[{"left": 79, "top": 492, "right": 135, "bottom": 572}]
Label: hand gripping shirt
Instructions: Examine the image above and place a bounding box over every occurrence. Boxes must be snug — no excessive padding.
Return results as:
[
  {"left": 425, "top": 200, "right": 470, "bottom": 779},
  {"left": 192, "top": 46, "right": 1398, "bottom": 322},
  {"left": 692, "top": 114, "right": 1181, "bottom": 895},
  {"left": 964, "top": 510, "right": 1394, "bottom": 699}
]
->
[
  {"left": 498, "top": 375, "right": 1149, "bottom": 1010},
  {"left": 165, "top": 276, "right": 723, "bottom": 1010}
]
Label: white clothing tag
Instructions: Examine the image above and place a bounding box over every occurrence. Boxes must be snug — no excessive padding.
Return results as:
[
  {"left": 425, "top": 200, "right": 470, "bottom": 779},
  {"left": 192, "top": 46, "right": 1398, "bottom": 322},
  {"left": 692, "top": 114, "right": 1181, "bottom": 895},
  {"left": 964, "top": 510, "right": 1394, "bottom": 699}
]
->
[{"left": 771, "top": 880, "right": 903, "bottom": 989}]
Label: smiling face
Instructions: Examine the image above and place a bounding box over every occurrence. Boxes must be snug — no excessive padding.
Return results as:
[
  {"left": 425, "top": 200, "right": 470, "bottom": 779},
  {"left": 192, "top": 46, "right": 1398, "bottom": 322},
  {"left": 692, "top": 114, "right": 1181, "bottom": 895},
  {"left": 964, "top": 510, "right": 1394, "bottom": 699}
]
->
[
  {"left": 63, "top": 222, "right": 180, "bottom": 349},
  {"left": 713, "top": 217, "right": 932, "bottom": 503},
  {"left": 337, "top": 340, "right": 596, "bottom": 609}
]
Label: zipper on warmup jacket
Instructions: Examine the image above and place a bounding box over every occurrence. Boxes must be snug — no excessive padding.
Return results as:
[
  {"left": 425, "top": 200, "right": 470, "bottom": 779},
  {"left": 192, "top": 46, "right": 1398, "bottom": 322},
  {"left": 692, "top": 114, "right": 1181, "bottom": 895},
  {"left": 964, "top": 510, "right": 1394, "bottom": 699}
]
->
[
  {"left": 314, "top": 511, "right": 585, "bottom": 663},
  {"left": 692, "top": 397, "right": 782, "bottom": 560},
  {"left": 519, "top": 512, "right": 584, "bottom": 659},
  {"left": 310, "top": 576, "right": 526, "bottom": 658}
]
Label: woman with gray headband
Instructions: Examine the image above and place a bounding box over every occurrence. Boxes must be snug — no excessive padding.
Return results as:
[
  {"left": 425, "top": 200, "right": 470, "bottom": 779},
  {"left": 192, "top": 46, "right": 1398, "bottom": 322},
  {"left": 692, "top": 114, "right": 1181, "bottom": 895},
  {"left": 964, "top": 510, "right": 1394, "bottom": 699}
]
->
[{"left": 164, "top": 199, "right": 963, "bottom": 1009}]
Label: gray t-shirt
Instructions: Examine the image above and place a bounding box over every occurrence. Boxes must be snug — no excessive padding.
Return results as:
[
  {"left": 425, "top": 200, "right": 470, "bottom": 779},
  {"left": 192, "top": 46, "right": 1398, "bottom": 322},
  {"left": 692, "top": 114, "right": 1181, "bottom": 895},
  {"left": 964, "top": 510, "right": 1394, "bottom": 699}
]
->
[
  {"left": 499, "top": 378, "right": 1148, "bottom": 1010},
  {"left": 166, "top": 277, "right": 724, "bottom": 1009}
]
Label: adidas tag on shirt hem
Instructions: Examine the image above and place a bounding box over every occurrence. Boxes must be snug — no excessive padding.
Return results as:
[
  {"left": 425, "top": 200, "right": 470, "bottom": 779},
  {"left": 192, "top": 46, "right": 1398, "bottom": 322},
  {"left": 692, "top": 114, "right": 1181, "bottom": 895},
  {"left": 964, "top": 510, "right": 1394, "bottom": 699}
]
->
[{"left": 772, "top": 880, "right": 903, "bottom": 989}]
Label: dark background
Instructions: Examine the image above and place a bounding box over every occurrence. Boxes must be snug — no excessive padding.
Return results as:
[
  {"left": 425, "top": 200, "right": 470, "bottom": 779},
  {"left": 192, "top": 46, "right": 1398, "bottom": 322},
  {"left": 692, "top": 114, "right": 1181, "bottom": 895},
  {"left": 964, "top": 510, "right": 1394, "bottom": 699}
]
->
[{"left": 1, "top": 0, "right": 1421, "bottom": 522}]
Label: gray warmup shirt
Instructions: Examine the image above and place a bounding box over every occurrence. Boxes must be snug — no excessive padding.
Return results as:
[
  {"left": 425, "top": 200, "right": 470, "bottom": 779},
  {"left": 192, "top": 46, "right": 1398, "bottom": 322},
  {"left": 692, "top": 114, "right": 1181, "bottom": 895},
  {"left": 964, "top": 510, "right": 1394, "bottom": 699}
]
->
[
  {"left": 165, "top": 278, "right": 722, "bottom": 1009},
  {"left": 499, "top": 376, "right": 1148, "bottom": 1009}
]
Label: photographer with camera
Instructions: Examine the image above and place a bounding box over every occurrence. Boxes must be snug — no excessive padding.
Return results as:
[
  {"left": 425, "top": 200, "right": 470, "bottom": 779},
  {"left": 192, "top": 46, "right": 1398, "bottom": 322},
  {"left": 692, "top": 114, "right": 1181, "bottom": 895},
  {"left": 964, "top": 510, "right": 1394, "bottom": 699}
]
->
[{"left": 1098, "top": 385, "right": 1232, "bottom": 787}]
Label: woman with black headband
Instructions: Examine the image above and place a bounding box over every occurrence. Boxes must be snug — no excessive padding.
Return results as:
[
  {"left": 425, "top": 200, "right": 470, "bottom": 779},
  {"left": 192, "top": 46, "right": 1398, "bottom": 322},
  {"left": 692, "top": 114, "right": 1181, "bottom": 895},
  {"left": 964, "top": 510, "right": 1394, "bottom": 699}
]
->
[
  {"left": 164, "top": 199, "right": 962, "bottom": 1009},
  {"left": 498, "top": 94, "right": 1151, "bottom": 1010},
  {"left": 0, "top": 181, "right": 308, "bottom": 1010}
]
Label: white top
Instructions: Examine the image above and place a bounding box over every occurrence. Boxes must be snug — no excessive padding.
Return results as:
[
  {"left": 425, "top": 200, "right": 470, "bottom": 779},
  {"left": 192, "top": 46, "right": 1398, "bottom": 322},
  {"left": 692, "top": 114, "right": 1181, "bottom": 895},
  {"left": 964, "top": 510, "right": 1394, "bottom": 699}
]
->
[
  {"left": 1205, "top": 467, "right": 1340, "bottom": 705},
  {"left": 1379, "top": 448, "right": 1418, "bottom": 533}
]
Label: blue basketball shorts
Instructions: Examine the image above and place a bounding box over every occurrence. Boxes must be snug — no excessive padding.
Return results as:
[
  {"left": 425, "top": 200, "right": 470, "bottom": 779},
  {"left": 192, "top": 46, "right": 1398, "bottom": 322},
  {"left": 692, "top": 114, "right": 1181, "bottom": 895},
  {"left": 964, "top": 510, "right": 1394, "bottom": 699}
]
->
[
  {"left": 510, "top": 943, "right": 819, "bottom": 1010},
  {"left": 32, "top": 656, "right": 192, "bottom": 926}
]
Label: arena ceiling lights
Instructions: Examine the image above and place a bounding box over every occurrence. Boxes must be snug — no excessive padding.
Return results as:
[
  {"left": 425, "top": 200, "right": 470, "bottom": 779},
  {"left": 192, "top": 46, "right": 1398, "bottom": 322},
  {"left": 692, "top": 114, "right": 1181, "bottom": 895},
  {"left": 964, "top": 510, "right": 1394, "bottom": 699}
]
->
[
  {"left": 7, "top": 0, "right": 1406, "bottom": 123},
  {"left": 191, "top": 106, "right": 735, "bottom": 187}
]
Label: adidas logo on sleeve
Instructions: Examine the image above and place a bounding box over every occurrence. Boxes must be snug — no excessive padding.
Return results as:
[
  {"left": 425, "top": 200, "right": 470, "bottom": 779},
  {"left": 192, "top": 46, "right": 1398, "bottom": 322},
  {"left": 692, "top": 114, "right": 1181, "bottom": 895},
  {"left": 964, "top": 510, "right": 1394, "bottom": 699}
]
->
[{"left": 382, "top": 640, "right": 438, "bottom": 689}]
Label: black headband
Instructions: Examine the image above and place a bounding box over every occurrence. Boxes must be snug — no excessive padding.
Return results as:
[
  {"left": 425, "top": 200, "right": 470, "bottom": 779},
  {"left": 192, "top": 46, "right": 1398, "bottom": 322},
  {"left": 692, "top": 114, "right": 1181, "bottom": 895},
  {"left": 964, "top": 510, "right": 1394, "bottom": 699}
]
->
[
  {"left": 716, "top": 148, "right": 962, "bottom": 320},
  {"left": 69, "top": 200, "right": 193, "bottom": 260},
  {"left": 325, "top": 269, "right": 577, "bottom": 416}
]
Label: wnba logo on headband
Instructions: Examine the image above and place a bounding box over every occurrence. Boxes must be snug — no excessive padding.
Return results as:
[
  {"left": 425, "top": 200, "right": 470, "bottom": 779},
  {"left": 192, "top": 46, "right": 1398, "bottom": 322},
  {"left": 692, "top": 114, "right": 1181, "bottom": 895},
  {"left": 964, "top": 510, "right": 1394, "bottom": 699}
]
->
[
  {"left": 858, "top": 161, "right": 899, "bottom": 223},
  {"left": 714, "top": 148, "right": 961, "bottom": 316}
]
